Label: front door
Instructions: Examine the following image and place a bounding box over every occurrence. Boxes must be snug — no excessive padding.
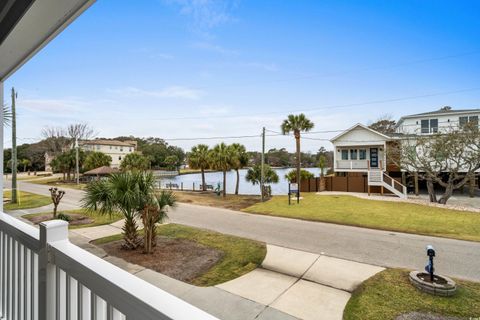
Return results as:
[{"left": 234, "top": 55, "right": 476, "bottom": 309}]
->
[{"left": 370, "top": 148, "right": 378, "bottom": 168}]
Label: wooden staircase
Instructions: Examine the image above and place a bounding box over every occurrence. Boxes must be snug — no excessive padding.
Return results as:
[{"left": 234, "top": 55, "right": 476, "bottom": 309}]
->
[{"left": 367, "top": 170, "right": 407, "bottom": 198}]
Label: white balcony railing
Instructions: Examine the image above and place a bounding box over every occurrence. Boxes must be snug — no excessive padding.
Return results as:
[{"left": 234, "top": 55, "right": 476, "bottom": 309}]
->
[
  {"left": 336, "top": 160, "right": 369, "bottom": 170},
  {"left": 0, "top": 212, "right": 217, "bottom": 320}
]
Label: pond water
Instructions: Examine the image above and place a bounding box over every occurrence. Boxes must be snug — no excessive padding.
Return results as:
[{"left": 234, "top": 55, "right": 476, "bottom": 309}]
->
[{"left": 157, "top": 167, "right": 322, "bottom": 195}]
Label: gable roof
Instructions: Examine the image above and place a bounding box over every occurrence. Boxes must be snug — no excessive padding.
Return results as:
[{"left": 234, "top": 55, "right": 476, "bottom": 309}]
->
[
  {"left": 84, "top": 166, "right": 119, "bottom": 176},
  {"left": 330, "top": 123, "right": 391, "bottom": 142},
  {"left": 80, "top": 139, "right": 136, "bottom": 147}
]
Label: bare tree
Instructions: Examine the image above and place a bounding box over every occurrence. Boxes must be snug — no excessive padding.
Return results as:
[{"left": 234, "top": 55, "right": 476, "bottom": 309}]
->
[
  {"left": 41, "top": 123, "right": 96, "bottom": 153},
  {"left": 67, "top": 123, "right": 96, "bottom": 142},
  {"left": 41, "top": 126, "right": 69, "bottom": 153},
  {"left": 389, "top": 123, "right": 480, "bottom": 204},
  {"left": 368, "top": 114, "right": 397, "bottom": 135},
  {"left": 49, "top": 187, "right": 66, "bottom": 218}
]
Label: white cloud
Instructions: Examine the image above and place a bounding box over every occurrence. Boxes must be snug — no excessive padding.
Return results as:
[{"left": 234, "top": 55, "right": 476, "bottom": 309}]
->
[
  {"left": 198, "top": 105, "right": 230, "bottom": 115},
  {"left": 19, "top": 98, "right": 88, "bottom": 113},
  {"left": 108, "top": 86, "right": 205, "bottom": 100},
  {"left": 167, "top": 0, "right": 238, "bottom": 29}
]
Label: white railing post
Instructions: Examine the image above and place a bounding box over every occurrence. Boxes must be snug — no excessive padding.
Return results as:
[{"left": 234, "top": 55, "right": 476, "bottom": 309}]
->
[{"left": 38, "top": 220, "right": 69, "bottom": 320}]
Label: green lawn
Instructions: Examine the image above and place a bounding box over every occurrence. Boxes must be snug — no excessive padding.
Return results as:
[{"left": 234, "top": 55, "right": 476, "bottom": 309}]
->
[
  {"left": 344, "top": 269, "right": 480, "bottom": 320},
  {"left": 93, "top": 224, "right": 266, "bottom": 286},
  {"left": 22, "top": 209, "right": 123, "bottom": 229},
  {"left": 3, "top": 190, "right": 51, "bottom": 210},
  {"left": 243, "top": 194, "right": 480, "bottom": 242}
]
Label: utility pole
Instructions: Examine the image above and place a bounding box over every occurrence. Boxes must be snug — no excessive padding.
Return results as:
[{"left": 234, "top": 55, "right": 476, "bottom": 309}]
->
[
  {"left": 75, "top": 137, "right": 79, "bottom": 184},
  {"left": 261, "top": 127, "right": 265, "bottom": 201},
  {"left": 11, "top": 88, "right": 17, "bottom": 203}
]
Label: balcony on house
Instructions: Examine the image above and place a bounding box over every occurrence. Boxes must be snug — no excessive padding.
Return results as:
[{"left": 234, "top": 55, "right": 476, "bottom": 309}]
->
[
  {"left": 0, "top": 1, "right": 218, "bottom": 319},
  {"left": 334, "top": 146, "right": 386, "bottom": 172},
  {"left": 0, "top": 213, "right": 217, "bottom": 320}
]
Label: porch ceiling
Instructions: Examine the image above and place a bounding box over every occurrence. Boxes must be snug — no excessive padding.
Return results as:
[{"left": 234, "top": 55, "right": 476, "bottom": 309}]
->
[{"left": 0, "top": 0, "right": 96, "bottom": 81}]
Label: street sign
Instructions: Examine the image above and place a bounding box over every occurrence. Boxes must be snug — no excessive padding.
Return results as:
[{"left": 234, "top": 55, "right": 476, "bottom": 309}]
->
[
  {"left": 290, "top": 183, "right": 298, "bottom": 192},
  {"left": 288, "top": 183, "right": 300, "bottom": 205}
]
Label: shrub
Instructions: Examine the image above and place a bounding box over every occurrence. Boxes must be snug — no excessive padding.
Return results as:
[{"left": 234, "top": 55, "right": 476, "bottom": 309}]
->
[{"left": 57, "top": 213, "right": 72, "bottom": 222}]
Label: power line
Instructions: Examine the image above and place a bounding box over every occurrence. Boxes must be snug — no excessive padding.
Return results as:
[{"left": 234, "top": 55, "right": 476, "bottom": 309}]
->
[{"left": 96, "top": 86, "right": 480, "bottom": 122}]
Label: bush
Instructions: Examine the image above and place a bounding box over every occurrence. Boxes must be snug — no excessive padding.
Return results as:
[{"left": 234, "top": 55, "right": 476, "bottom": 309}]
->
[{"left": 57, "top": 213, "right": 72, "bottom": 222}]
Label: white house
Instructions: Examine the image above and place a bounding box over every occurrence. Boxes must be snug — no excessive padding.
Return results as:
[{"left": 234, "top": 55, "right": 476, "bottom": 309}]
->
[
  {"left": 80, "top": 139, "right": 137, "bottom": 168},
  {"left": 396, "top": 107, "right": 480, "bottom": 135},
  {"left": 330, "top": 124, "right": 405, "bottom": 197},
  {"left": 330, "top": 107, "right": 480, "bottom": 198}
]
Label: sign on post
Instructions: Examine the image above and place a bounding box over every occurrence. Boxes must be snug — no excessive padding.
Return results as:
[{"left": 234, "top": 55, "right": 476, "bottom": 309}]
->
[{"left": 288, "top": 183, "right": 300, "bottom": 205}]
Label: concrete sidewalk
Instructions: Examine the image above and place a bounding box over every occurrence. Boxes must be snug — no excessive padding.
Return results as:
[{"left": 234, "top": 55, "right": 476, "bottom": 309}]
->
[{"left": 217, "top": 245, "right": 384, "bottom": 320}]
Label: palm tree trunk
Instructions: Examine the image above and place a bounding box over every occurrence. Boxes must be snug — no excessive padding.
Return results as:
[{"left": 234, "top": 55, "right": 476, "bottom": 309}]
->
[
  {"left": 235, "top": 169, "right": 240, "bottom": 195},
  {"left": 201, "top": 168, "right": 206, "bottom": 191},
  {"left": 223, "top": 170, "right": 227, "bottom": 197},
  {"left": 296, "top": 135, "right": 301, "bottom": 195},
  {"left": 122, "top": 217, "right": 140, "bottom": 250}
]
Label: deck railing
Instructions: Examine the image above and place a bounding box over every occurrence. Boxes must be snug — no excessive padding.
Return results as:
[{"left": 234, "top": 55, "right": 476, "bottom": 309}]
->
[{"left": 0, "top": 213, "right": 217, "bottom": 320}]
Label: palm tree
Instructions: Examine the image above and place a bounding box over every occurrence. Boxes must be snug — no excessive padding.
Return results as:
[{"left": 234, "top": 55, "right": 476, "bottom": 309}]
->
[
  {"left": 188, "top": 144, "right": 210, "bottom": 191},
  {"left": 245, "top": 164, "right": 279, "bottom": 197},
  {"left": 229, "top": 143, "right": 249, "bottom": 195},
  {"left": 84, "top": 151, "right": 112, "bottom": 171},
  {"left": 281, "top": 114, "right": 314, "bottom": 192},
  {"left": 209, "top": 143, "right": 232, "bottom": 197},
  {"left": 81, "top": 171, "right": 157, "bottom": 249},
  {"left": 20, "top": 159, "right": 31, "bottom": 172},
  {"left": 318, "top": 155, "right": 327, "bottom": 177},
  {"left": 120, "top": 152, "right": 151, "bottom": 172},
  {"left": 142, "top": 191, "right": 176, "bottom": 253},
  {"left": 284, "top": 169, "right": 314, "bottom": 182}
]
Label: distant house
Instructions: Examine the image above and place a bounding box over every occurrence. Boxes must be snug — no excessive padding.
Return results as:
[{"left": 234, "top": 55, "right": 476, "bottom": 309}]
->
[
  {"left": 330, "top": 107, "right": 480, "bottom": 198},
  {"left": 80, "top": 139, "right": 137, "bottom": 168},
  {"left": 396, "top": 107, "right": 480, "bottom": 135}
]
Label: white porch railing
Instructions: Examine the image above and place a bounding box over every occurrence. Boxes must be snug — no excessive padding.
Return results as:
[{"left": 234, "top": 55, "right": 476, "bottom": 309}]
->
[
  {"left": 0, "top": 213, "right": 217, "bottom": 320},
  {"left": 336, "top": 160, "right": 369, "bottom": 170}
]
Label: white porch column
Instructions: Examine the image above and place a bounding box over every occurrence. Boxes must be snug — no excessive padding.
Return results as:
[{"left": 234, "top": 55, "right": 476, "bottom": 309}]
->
[{"left": 0, "top": 81, "right": 3, "bottom": 212}]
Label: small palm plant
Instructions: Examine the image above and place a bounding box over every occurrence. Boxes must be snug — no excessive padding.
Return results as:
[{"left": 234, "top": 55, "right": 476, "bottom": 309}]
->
[
  {"left": 81, "top": 171, "right": 157, "bottom": 250},
  {"left": 281, "top": 114, "right": 314, "bottom": 193},
  {"left": 245, "top": 164, "right": 279, "bottom": 199},
  {"left": 188, "top": 144, "right": 210, "bottom": 191},
  {"left": 142, "top": 191, "right": 176, "bottom": 254}
]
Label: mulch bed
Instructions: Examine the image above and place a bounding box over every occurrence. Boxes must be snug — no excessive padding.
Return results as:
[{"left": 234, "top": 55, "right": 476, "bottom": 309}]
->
[
  {"left": 25, "top": 213, "right": 94, "bottom": 226},
  {"left": 99, "top": 236, "right": 224, "bottom": 283}
]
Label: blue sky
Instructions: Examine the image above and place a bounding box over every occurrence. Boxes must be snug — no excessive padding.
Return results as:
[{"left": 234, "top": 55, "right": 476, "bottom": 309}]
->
[{"left": 4, "top": 0, "right": 480, "bottom": 152}]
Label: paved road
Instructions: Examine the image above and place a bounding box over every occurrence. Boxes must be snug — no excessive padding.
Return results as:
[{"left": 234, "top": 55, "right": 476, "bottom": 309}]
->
[{"left": 10, "top": 180, "right": 480, "bottom": 281}]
